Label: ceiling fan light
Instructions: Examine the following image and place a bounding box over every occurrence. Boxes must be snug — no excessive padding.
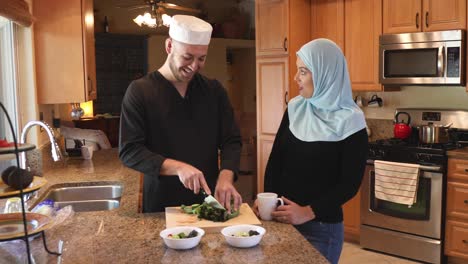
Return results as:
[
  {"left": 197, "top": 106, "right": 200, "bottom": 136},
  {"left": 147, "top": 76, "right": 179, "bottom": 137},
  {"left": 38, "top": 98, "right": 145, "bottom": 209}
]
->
[
  {"left": 133, "top": 15, "right": 145, "bottom": 27},
  {"left": 147, "top": 18, "right": 158, "bottom": 28},
  {"left": 143, "top": 12, "right": 153, "bottom": 20},
  {"left": 162, "top": 14, "right": 172, "bottom": 27}
]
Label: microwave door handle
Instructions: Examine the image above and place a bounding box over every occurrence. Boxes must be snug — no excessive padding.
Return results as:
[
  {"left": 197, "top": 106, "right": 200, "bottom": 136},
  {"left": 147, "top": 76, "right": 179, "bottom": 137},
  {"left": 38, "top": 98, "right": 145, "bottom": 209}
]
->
[{"left": 438, "top": 46, "right": 445, "bottom": 77}]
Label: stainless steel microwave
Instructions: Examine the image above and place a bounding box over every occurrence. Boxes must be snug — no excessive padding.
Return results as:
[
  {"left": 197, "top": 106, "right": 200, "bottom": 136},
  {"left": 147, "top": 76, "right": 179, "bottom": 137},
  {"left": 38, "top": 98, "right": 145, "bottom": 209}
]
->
[{"left": 379, "top": 30, "right": 465, "bottom": 86}]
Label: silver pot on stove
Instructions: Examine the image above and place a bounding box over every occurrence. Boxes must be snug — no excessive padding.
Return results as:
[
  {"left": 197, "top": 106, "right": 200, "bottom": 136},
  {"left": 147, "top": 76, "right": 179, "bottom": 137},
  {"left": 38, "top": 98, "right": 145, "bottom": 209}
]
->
[{"left": 417, "top": 122, "right": 452, "bottom": 144}]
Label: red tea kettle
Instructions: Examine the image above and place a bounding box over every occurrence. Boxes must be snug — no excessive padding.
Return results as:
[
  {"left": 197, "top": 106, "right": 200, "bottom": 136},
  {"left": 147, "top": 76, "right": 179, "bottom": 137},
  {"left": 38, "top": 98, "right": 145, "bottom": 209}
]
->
[{"left": 394, "top": 112, "right": 412, "bottom": 139}]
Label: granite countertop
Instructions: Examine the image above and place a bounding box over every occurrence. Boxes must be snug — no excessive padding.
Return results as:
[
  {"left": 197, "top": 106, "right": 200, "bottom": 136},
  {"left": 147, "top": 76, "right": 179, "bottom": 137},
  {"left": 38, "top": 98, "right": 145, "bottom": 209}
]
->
[
  {"left": 447, "top": 147, "right": 468, "bottom": 159},
  {"left": 0, "top": 149, "right": 329, "bottom": 264}
]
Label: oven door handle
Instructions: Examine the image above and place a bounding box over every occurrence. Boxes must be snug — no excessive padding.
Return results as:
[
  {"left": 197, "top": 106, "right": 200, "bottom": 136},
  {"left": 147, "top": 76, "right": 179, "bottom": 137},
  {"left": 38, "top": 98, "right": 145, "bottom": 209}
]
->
[
  {"left": 367, "top": 160, "right": 442, "bottom": 172},
  {"left": 420, "top": 165, "right": 443, "bottom": 172}
]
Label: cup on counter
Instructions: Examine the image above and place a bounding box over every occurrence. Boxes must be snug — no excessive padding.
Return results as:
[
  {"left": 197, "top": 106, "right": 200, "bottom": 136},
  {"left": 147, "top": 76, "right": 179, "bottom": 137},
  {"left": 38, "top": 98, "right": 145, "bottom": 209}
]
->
[
  {"left": 81, "top": 145, "right": 94, "bottom": 160},
  {"left": 257, "top": 192, "right": 284, "bottom": 221},
  {"left": 4, "top": 197, "right": 23, "bottom": 213}
]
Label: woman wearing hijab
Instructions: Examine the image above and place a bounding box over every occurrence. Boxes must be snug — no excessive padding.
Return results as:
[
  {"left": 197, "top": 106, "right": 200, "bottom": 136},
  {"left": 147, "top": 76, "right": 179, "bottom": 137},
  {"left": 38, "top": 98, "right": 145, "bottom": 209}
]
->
[{"left": 254, "top": 39, "right": 368, "bottom": 264}]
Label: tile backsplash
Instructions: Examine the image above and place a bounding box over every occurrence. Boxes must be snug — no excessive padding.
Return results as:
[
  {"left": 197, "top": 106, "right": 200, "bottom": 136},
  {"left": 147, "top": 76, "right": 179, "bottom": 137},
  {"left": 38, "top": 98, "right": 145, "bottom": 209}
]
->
[{"left": 355, "top": 85, "right": 468, "bottom": 120}]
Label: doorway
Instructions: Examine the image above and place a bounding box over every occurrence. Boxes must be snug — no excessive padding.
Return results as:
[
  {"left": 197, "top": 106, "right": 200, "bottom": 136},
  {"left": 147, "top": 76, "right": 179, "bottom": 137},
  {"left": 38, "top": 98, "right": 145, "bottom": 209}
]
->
[{"left": 226, "top": 47, "right": 257, "bottom": 204}]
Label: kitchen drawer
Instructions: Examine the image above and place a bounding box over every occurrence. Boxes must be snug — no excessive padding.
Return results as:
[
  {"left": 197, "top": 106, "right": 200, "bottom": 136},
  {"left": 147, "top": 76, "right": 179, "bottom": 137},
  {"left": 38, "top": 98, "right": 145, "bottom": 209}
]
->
[
  {"left": 448, "top": 159, "right": 468, "bottom": 182},
  {"left": 445, "top": 220, "right": 468, "bottom": 259},
  {"left": 447, "top": 182, "right": 468, "bottom": 220}
]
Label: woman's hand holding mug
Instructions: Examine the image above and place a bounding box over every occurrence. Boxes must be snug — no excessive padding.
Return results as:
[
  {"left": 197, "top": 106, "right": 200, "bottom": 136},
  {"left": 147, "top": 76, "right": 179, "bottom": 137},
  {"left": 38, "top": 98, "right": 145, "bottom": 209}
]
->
[{"left": 256, "top": 192, "right": 284, "bottom": 221}]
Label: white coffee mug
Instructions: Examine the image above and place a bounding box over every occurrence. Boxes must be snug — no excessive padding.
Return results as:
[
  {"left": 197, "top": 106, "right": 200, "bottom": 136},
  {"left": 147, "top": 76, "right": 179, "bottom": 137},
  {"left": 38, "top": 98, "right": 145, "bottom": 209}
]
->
[
  {"left": 257, "top": 192, "right": 284, "bottom": 221},
  {"left": 81, "top": 145, "right": 94, "bottom": 160}
]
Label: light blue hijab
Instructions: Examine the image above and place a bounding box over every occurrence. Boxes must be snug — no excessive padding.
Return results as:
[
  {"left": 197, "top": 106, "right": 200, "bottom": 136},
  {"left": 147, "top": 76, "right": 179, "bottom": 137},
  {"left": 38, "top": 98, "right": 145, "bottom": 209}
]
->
[{"left": 288, "top": 39, "right": 366, "bottom": 142}]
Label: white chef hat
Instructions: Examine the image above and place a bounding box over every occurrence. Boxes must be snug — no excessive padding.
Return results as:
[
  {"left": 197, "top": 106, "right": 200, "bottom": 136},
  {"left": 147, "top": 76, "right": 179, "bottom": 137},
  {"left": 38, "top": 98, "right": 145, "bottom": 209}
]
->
[{"left": 166, "top": 15, "right": 213, "bottom": 45}]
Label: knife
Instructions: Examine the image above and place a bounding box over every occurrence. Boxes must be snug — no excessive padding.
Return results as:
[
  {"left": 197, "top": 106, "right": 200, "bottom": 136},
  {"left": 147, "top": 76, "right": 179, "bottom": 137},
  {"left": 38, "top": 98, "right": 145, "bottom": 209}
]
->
[{"left": 201, "top": 189, "right": 225, "bottom": 210}]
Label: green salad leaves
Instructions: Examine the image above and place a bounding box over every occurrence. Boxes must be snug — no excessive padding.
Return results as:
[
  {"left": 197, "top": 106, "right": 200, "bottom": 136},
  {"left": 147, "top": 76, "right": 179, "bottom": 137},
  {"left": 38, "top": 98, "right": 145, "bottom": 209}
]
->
[{"left": 181, "top": 202, "right": 239, "bottom": 222}]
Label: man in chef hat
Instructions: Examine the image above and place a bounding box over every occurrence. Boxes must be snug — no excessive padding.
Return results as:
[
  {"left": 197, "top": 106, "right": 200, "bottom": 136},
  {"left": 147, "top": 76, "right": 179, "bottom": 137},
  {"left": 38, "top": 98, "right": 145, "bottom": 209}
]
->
[{"left": 120, "top": 15, "right": 243, "bottom": 213}]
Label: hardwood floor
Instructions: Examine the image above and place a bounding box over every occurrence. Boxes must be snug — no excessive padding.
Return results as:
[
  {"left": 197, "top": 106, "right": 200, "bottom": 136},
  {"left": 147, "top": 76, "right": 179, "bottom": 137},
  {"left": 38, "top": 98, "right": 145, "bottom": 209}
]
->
[{"left": 340, "top": 242, "right": 421, "bottom": 264}]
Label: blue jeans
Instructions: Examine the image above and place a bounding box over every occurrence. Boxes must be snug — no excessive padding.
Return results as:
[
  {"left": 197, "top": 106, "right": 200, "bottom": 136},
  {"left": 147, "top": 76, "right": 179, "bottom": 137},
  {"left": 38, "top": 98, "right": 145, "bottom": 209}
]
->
[{"left": 294, "top": 221, "right": 344, "bottom": 264}]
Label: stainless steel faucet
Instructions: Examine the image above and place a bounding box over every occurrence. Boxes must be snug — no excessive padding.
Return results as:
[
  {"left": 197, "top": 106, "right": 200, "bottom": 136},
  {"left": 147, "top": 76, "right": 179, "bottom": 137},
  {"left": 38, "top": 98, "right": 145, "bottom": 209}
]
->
[{"left": 19, "top": 120, "right": 62, "bottom": 169}]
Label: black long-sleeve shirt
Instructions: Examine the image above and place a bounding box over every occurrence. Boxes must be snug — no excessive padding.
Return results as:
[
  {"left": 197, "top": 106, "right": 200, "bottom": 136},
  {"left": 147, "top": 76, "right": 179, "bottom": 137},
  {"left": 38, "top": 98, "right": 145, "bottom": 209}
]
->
[
  {"left": 264, "top": 110, "right": 368, "bottom": 223},
  {"left": 119, "top": 71, "right": 241, "bottom": 212}
]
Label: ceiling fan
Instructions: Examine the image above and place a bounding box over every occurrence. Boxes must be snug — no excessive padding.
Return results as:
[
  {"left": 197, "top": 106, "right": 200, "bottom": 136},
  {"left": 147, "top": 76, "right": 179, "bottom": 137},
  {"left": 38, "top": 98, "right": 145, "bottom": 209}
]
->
[
  {"left": 117, "top": 0, "right": 201, "bottom": 14},
  {"left": 117, "top": 0, "right": 202, "bottom": 28}
]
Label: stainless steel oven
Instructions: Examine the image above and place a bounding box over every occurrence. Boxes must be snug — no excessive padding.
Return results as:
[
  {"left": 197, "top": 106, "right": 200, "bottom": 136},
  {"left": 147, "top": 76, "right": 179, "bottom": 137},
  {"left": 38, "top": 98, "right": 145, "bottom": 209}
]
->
[
  {"left": 360, "top": 108, "right": 468, "bottom": 264},
  {"left": 361, "top": 163, "right": 444, "bottom": 263}
]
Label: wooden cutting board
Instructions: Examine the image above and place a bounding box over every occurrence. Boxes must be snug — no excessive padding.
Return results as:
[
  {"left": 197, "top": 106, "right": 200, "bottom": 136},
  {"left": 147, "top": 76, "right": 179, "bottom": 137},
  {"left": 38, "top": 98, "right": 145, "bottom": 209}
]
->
[{"left": 165, "top": 203, "right": 262, "bottom": 233}]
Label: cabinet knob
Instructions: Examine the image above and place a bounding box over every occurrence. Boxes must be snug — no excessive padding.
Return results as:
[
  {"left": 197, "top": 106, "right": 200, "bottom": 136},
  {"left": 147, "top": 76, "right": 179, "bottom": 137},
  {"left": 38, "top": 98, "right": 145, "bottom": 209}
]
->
[
  {"left": 464, "top": 168, "right": 468, "bottom": 173},
  {"left": 425, "top": 12, "right": 429, "bottom": 28},
  {"left": 463, "top": 239, "right": 468, "bottom": 244},
  {"left": 416, "top": 13, "right": 419, "bottom": 28},
  {"left": 464, "top": 200, "right": 468, "bottom": 204}
]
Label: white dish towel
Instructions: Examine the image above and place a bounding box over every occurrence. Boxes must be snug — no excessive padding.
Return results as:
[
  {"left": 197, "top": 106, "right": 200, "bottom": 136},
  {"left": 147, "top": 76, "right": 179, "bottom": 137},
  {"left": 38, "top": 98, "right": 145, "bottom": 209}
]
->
[{"left": 374, "top": 160, "right": 420, "bottom": 206}]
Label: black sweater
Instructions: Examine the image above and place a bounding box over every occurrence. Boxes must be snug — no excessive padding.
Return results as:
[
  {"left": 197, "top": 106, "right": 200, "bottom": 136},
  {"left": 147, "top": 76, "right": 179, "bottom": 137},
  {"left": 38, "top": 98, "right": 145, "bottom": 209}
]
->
[
  {"left": 119, "top": 71, "right": 241, "bottom": 212},
  {"left": 264, "top": 110, "right": 368, "bottom": 223}
]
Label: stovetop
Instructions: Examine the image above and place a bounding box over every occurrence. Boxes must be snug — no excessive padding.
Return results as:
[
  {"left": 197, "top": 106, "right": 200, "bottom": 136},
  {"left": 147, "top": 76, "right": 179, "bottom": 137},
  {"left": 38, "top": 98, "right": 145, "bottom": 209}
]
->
[
  {"left": 372, "top": 138, "right": 460, "bottom": 151},
  {"left": 368, "top": 135, "right": 468, "bottom": 166},
  {"left": 368, "top": 108, "right": 468, "bottom": 166}
]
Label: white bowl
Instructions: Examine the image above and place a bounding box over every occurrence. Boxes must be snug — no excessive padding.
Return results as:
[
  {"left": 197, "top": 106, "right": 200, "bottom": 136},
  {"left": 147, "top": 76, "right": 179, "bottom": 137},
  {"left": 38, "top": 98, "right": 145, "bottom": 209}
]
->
[
  {"left": 160, "top": 226, "right": 205, "bottom": 250},
  {"left": 221, "top": 224, "right": 266, "bottom": 248}
]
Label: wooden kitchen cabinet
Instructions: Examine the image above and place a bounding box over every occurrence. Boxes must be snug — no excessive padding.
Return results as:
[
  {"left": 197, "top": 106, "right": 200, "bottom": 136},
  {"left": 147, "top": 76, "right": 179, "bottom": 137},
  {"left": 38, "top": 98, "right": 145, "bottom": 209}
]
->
[
  {"left": 256, "top": 0, "right": 311, "bottom": 98},
  {"left": 345, "top": 0, "right": 382, "bottom": 92},
  {"left": 445, "top": 158, "right": 468, "bottom": 260},
  {"left": 33, "top": 0, "right": 97, "bottom": 104},
  {"left": 311, "top": 0, "right": 382, "bottom": 92},
  {"left": 255, "top": 0, "right": 311, "bottom": 193},
  {"left": 383, "top": 0, "right": 466, "bottom": 34},
  {"left": 257, "top": 136, "right": 274, "bottom": 193},
  {"left": 256, "top": 57, "right": 289, "bottom": 136},
  {"left": 255, "top": 57, "right": 288, "bottom": 191},
  {"left": 343, "top": 189, "right": 361, "bottom": 243},
  {"left": 310, "top": 0, "right": 344, "bottom": 50},
  {"left": 256, "top": 0, "right": 289, "bottom": 56}
]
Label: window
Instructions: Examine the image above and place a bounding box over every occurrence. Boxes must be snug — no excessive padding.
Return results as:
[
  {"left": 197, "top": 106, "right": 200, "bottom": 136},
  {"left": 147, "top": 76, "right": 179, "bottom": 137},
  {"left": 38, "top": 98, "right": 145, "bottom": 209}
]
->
[{"left": 0, "top": 16, "right": 19, "bottom": 168}]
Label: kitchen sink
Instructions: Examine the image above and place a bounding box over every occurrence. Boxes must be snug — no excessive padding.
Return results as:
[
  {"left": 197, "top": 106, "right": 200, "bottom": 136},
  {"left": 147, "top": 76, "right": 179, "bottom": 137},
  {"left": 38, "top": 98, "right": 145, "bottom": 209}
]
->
[{"left": 31, "top": 182, "right": 123, "bottom": 212}]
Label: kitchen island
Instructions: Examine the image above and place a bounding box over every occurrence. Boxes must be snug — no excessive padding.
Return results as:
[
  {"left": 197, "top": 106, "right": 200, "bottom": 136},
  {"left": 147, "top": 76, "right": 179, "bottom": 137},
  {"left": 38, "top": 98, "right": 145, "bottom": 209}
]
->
[{"left": 0, "top": 149, "right": 329, "bottom": 263}]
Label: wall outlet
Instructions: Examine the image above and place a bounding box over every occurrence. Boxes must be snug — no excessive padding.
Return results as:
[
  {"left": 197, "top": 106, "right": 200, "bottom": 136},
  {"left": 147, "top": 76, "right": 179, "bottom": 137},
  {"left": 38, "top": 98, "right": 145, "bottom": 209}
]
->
[
  {"left": 39, "top": 112, "right": 44, "bottom": 132},
  {"left": 52, "top": 118, "right": 61, "bottom": 128}
]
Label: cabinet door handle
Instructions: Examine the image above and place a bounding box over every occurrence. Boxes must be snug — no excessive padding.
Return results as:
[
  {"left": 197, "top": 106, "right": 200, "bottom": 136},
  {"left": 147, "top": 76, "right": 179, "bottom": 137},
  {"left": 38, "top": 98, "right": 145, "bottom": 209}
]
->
[
  {"left": 425, "top": 12, "right": 429, "bottom": 28},
  {"left": 284, "top": 91, "right": 289, "bottom": 105},
  {"left": 463, "top": 239, "right": 468, "bottom": 244},
  {"left": 87, "top": 76, "right": 93, "bottom": 96},
  {"left": 416, "top": 13, "right": 419, "bottom": 28},
  {"left": 283, "top": 37, "right": 288, "bottom": 52},
  {"left": 464, "top": 169, "right": 468, "bottom": 172}
]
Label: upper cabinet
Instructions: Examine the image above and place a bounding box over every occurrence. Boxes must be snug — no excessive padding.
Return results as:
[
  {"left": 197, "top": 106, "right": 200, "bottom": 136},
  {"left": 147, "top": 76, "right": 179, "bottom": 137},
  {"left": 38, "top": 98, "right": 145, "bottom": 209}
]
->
[
  {"left": 311, "top": 0, "right": 382, "bottom": 92},
  {"left": 256, "top": 0, "right": 289, "bottom": 56},
  {"left": 344, "top": 0, "right": 382, "bottom": 92},
  {"left": 34, "top": 0, "right": 97, "bottom": 104},
  {"left": 310, "top": 0, "right": 344, "bottom": 50},
  {"left": 383, "top": 0, "right": 466, "bottom": 34},
  {"left": 256, "top": 0, "right": 311, "bottom": 99}
]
